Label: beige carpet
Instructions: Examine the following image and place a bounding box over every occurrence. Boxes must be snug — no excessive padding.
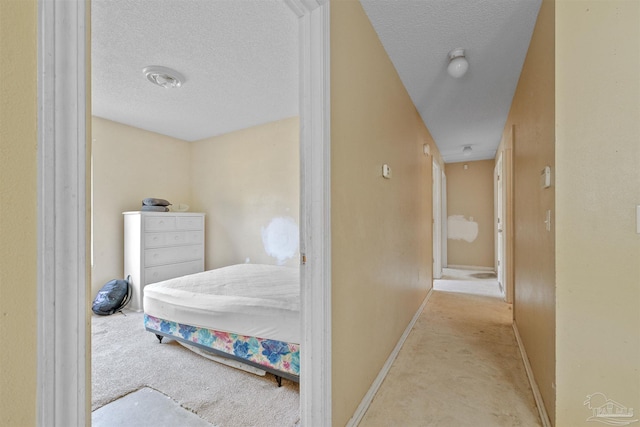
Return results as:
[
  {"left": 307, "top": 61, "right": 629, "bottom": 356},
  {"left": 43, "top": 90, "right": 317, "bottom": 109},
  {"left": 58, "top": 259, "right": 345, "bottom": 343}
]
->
[
  {"left": 92, "top": 310, "right": 299, "bottom": 426},
  {"left": 360, "top": 272, "right": 542, "bottom": 426}
]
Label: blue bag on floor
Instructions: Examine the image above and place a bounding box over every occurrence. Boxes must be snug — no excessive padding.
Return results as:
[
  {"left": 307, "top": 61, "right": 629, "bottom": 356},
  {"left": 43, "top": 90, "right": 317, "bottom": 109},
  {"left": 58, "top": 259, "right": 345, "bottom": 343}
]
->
[{"left": 92, "top": 276, "right": 132, "bottom": 315}]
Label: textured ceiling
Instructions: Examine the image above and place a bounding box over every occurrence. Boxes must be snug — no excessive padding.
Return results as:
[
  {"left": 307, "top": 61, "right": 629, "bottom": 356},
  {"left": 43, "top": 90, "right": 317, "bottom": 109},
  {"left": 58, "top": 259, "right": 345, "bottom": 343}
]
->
[
  {"left": 361, "top": 0, "right": 541, "bottom": 163},
  {"left": 91, "top": 0, "right": 298, "bottom": 142},
  {"left": 92, "top": 0, "right": 541, "bottom": 163}
]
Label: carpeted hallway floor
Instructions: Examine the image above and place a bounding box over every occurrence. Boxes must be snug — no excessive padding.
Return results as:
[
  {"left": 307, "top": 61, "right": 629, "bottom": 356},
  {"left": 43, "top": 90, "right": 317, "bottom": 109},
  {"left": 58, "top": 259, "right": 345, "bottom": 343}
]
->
[{"left": 359, "top": 269, "right": 542, "bottom": 427}]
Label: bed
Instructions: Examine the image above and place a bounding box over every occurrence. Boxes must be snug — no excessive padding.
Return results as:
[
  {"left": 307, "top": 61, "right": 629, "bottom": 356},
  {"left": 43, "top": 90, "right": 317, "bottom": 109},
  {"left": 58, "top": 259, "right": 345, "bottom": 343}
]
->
[{"left": 143, "top": 263, "right": 300, "bottom": 386}]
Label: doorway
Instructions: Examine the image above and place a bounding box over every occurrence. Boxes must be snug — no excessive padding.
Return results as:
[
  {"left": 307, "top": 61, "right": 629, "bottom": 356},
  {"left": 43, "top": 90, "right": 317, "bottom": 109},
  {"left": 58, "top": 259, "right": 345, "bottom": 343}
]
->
[
  {"left": 37, "top": 1, "right": 331, "bottom": 426},
  {"left": 91, "top": 4, "right": 301, "bottom": 421}
]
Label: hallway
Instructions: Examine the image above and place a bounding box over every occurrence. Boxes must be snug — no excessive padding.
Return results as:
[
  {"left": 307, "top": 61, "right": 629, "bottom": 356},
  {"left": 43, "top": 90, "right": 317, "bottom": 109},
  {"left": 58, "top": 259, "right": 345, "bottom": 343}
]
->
[{"left": 359, "top": 269, "right": 542, "bottom": 426}]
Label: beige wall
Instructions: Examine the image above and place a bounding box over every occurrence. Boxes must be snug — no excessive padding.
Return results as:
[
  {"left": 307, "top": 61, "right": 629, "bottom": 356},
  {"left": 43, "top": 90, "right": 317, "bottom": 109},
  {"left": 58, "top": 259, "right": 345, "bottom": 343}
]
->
[
  {"left": 498, "top": 2, "right": 640, "bottom": 425},
  {"left": 0, "top": 0, "right": 38, "bottom": 424},
  {"left": 330, "top": 2, "right": 441, "bottom": 425},
  {"left": 498, "top": 0, "right": 556, "bottom": 422},
  {"left": 190, "top": 117, "right": 300, "bottom": 270},
  {"left": 445, "top": 160, "right": 495, "bottom": 268},
  {"left": 91, "top": 117, "right": 191, "bottom": 297},
  {"left": 556, "top": 1, "right": 640, "bottom": 425},
  {"left": 91, "top": 117, "right": 299, "bottom": 297}
]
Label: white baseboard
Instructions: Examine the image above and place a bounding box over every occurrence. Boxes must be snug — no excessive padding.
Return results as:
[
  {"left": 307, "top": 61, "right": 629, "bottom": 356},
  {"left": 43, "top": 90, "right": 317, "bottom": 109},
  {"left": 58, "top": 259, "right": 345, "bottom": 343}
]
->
[
  {"left": 512, "top": 322, "right": 552, "bottom": 427},
  {"left": 446, "top": 264, "right": 495, "bottom": 271},
  {"left": 346, "top": 288, "right": 434, "bottom": 427}
]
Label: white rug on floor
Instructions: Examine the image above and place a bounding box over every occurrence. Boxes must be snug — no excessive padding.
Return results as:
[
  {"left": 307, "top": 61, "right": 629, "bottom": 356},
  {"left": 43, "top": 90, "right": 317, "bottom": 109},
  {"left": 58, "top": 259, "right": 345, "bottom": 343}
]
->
[
  {"left": 92, "top": 387, "right": 215, "bottom": 427},
  {"left": 92, "top": 310, "right": 299, "bottom": 427}
]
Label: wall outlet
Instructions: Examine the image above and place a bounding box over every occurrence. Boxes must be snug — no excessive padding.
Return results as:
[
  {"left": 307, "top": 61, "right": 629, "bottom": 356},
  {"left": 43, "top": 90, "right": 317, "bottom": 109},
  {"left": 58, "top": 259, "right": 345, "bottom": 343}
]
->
[{"left": 544, "top": 209, "right": 551, "bottom": 231}]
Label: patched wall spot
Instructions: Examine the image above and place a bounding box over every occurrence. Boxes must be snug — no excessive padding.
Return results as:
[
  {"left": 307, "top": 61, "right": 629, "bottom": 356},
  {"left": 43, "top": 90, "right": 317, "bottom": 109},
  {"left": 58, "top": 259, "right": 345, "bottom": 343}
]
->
[
  {"left": 261, "top": 217, "right": 299, "bottom": 265},
  {"left": 447, "top": 215, "right": 479, "bottom": 243}
]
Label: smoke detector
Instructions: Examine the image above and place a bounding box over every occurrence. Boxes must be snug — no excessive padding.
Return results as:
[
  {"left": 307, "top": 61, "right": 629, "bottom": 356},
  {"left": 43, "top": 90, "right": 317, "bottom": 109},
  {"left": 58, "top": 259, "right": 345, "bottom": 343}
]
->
[{"left": 142, "top": 66, "right": 185, "bottom": 89}]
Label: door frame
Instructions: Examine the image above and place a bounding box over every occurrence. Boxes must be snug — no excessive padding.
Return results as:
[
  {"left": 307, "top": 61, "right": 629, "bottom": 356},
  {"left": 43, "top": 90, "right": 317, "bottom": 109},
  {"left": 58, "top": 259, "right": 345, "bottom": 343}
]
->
[
  {"left": 36, "top": 1, "right": 332, "bottom": 425},
  {"left": 290, "top": 1, "right": 332, "bottom": 425},
  {"left": 495, "top": 125, "right": 515, "bottom": 306},
  {"left": 432, "top": 160, "right": 442, "bottom": 279},
  {"left": 504, "top": 126, "right": 515, "bottom": 306},
  {"left": 441, "top": 171, "right": 447, "bottom": 269},
  {"left": 37, "top": 1, "right": 89, "bottom": 424},
  {"left": 495, "top": 152, "right": 506, "bottom": 298}
]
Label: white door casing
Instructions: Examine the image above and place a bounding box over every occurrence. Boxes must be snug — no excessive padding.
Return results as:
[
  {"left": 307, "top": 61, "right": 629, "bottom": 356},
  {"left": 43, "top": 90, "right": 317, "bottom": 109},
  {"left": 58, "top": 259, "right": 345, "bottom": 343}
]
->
[
  {"left": 441, "top": 171, "right": 447, "bottom": 269},
  {"left": 495, "top": 153, "right": 506, "bottom": 298},
  {"left": 37, "top": 0, "right": 89, "bottom": 425},
  {"left": 287, "top": 1, "right": 332, "bottom": 425},
  {"left": 432, "top": 160, "right": 442, "bottom": 279}
]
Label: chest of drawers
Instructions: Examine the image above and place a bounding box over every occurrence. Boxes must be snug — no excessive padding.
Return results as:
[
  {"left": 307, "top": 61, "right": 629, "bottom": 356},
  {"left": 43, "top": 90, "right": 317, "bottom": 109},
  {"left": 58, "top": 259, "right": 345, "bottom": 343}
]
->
[{"left": 123, "top": 211, "right": 205, "bottom": 311}]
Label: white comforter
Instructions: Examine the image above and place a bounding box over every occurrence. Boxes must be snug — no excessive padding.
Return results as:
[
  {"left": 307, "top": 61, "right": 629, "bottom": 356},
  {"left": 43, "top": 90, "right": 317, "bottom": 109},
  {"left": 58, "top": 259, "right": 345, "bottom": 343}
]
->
[{"left": 143, "top": 264, "right": 300, "bottom": 343}]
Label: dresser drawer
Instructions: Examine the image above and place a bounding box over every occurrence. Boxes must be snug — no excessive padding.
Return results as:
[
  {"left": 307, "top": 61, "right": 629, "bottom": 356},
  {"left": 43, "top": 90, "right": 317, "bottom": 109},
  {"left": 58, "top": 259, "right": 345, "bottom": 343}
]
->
[
  {"left": 145, "top": 231, "right": 185, "bottom": 248},
  {"left": 176, "top": 216, "right": 203, "bottom": 230},
  {"left": 184, "top": 230, "right": 203, "bottom": 245},
  {"left": 145, "top": 230, "right": 203, "bottom": 248},
  {"left": 144, "top": 231, "right": 204, "bottom": 248},
  {"left": 145, "top": 216, "right": 176, "bottom": 231},
  {"left": 144, "top": 244, "right": 203, "bottom": 266},
  {"left": 144, "top": 260, "right": 203, "bottom": 285}
]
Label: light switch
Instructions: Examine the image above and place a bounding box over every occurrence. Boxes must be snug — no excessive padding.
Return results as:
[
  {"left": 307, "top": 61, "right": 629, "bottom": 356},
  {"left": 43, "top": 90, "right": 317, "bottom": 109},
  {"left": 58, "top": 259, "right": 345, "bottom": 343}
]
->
[
  {"left": 382, "top": 164, "right": 391, "bottom": 179},
  {"left": 540, "top": 166, "right": 551, "bottom": 189}
]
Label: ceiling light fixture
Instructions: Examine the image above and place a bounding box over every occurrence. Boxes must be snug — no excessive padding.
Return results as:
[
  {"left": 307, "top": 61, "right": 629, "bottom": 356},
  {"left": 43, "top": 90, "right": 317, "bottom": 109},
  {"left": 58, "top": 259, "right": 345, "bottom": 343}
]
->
[
  {"left": 447, "top": 48, "right": 469, "bottom": 78},
  {"left": 143, "top": 66, "right": 185, "bottom": 89},
  {"left": 462, "top": 145, "right": 472, "bottom": 156}
]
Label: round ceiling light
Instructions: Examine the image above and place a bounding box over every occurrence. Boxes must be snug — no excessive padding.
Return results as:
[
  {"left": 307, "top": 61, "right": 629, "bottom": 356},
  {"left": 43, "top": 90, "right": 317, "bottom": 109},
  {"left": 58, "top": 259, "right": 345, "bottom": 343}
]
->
[
  {"left": 447, "top": 48, "right": 469, "bottom": 78},
  {"left": 142, "top": 66, "right": 185, "bottom": 89}
]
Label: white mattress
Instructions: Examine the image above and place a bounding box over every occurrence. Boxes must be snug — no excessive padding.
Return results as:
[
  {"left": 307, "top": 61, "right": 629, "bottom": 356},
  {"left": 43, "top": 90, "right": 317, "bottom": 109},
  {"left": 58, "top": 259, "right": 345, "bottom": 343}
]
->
[{"left": 143, "top": 264, "right": 300, "bottom": 344}]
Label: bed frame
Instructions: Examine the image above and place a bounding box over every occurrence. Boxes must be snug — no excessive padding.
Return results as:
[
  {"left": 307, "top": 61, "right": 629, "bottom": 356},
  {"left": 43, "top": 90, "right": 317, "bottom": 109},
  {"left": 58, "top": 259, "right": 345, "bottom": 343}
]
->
[{"left": 144, "top": 314, "right": 300, "bottom": 387}]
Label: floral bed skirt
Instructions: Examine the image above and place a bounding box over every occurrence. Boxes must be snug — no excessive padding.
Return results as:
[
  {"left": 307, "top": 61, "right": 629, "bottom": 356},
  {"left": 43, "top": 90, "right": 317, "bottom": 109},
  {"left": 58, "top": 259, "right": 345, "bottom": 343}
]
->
[{"left": 144, "top": 314, "right": 300, "bottom": 380}]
